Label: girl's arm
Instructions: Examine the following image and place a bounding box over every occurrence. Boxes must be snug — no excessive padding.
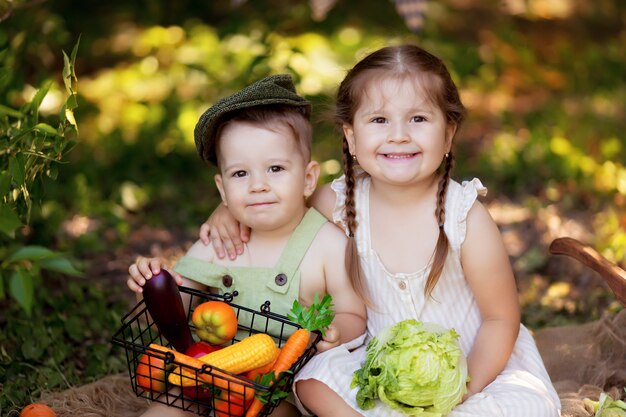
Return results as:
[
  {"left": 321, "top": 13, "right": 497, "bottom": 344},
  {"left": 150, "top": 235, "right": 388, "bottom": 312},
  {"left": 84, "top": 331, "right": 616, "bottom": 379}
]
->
[
  {"left": 307, "top": 182, "right": 336, "bottom": 221},
  {"left": 461, "top": 201, "right": 521, "bottom": 398},
  {"left": 317, "top": 224, "right": 367, "bottom": 352},
  {"left": 198, "top": 182, "right": 339, "bottom": 258}
]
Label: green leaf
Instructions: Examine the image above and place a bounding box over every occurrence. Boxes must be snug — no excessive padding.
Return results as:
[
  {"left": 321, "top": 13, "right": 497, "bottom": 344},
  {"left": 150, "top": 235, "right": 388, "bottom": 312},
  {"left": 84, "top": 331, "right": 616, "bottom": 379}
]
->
[
  {"left": 9, "top": 152, "right": 25, "bottom": 185},
  {"left": 62, "top": 51, "right": 72, "bottom": 93},
  {"left": 34, "top": 123, "right": 59, "bottom": 136},
  {"left": 288, "top": 293, "right": 335, "bottom": 334},
  {"left": 62, "top": 37, "right": 80, "bottom": 96},
  {"left": 8, "top": 245, "right": 58, "bottom": 262},
  {"left": 64, "top": 93, "right": 78, "bottom": 111},
  {"left": 40, "top": 257, "right": 83, "bottom": 276},
  {"left": 9, "top": 269, "right": 34, "bottom": 315},
  {"left": 0, "top": 205, "right": 22, "bottom": 237},
  {"left": 0, "top": 171, "right": 11, "bottom": 197},
  {"left": 29, "top": 81, "right": 52, "bottom": 114},
  {"left": 0, "top": 103, "right": 23, "bottom": 118}
]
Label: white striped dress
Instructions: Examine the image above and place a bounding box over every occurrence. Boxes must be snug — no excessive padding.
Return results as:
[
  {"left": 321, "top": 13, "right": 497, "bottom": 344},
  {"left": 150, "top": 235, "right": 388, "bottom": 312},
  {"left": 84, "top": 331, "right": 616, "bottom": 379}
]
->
[{"left": 293, "top": 175, "right": 561, "bottom": 417}]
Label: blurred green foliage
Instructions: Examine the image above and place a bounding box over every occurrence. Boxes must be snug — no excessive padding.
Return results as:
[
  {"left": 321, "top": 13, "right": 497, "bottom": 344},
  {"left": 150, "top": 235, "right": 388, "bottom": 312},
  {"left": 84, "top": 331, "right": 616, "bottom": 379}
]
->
[
  {"left": 0, "top": 0, "right": 624, "bottom": 412},
  {"left": 0, "top": 37, "right": 81, "bottom": 315}
]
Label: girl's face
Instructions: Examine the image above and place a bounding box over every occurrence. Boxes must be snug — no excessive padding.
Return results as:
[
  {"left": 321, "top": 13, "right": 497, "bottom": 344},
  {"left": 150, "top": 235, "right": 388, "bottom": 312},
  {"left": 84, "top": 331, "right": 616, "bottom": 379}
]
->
[
  {"left": 214, "top": 122, "right": 319, "bottom": 233},
  {"left": 343, "top": 76, "right": 456, "bottom": 187}
]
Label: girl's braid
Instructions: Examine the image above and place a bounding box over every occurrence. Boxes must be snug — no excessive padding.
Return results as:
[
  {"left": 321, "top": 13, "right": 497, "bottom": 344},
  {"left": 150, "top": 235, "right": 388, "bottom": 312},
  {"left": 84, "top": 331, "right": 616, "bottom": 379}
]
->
[
  {"left": 342, "top": 139, "right": 358, "bottom": 237},
  {"left": 425, "top": 152, "right": 454, "bottom": 296},
  {"left": 435, "top": 152, "right": 454, "bottom": 227},
  {"left": 342, "top": 139, "right": 371, "bottom": 305}
]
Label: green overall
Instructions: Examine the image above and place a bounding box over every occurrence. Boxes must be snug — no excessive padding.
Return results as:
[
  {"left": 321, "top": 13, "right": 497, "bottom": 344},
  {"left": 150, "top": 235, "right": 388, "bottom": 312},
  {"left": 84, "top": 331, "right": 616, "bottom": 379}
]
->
[{"left": 173, "top": 208, "right": 327, "bottom": 339}]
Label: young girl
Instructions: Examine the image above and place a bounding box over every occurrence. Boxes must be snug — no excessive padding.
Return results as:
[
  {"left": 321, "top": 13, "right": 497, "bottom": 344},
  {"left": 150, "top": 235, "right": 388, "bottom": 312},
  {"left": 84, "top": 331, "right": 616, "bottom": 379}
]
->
[{"left": 200, "top": 45, "right": 561, "bottom": 417}]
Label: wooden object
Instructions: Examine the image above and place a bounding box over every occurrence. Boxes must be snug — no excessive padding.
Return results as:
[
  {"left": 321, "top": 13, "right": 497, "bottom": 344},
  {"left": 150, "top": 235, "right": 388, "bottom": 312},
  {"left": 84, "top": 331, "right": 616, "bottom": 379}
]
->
[{"left": 549, "top": 237, "right": 626, "bottom": 306}]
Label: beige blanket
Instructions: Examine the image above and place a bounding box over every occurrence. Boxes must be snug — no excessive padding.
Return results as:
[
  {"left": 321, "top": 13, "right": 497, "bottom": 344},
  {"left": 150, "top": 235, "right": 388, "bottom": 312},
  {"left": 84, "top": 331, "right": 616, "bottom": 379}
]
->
[{"left": 40, "top": 310, "right": 626, "bottom": 417}]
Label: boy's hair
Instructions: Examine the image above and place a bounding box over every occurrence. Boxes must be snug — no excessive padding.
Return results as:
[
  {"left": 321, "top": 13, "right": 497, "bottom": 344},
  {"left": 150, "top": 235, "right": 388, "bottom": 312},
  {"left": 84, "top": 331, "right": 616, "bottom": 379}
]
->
[
  {"left": 214, "top": 105, "right": 313, "bottom": 167},
  {"left": 194, "top": 74, "right": 311, "bottom": 165},
  {"left": 336, "top": 44, "right": 466, "bottom": 301}
]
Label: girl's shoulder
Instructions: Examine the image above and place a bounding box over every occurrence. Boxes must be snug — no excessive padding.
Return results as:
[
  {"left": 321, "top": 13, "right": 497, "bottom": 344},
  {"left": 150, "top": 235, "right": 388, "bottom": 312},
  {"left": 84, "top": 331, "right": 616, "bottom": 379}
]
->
[
  {"left": 447, "top": 177, "right": 487, "bottom": 198},
  {"left": 445, "top": 178, "right": 488, "bottom": 247},
  {"left": 446, "top": 178, "right": 487, "bottom": 213}
]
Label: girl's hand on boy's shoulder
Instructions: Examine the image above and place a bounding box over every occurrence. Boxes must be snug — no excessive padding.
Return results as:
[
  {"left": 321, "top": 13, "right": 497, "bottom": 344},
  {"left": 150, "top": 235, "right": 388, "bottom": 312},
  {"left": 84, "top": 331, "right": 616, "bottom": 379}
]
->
[
  {"left": 127, "top": 257, "right": 183, "bottom": 293},
  {"left": 199, "top": 202, "right": 249, "bottom": 260}
]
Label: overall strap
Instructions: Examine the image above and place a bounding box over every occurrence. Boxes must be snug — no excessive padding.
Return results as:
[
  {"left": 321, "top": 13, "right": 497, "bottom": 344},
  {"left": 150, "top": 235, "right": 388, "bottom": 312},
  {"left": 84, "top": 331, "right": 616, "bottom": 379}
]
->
[
  {"left": 173, "top": 255, "right": 229, "bottom": 288},
  {"left": 274, "top": 208, "right": 327, "bottom": 279}
]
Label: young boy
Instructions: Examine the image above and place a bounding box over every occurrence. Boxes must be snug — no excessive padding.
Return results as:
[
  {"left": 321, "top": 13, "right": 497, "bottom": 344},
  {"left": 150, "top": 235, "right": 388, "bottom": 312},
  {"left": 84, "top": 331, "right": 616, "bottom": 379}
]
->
[{"left": 127, "top": 74, "right": 367, "bottom": 417}]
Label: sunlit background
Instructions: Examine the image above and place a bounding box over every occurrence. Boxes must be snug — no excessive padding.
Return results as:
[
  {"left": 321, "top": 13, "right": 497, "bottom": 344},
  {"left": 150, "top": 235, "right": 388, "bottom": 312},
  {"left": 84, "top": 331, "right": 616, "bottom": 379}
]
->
[{"left": 1, "top": 0, "right": 624, "bottom": 410}]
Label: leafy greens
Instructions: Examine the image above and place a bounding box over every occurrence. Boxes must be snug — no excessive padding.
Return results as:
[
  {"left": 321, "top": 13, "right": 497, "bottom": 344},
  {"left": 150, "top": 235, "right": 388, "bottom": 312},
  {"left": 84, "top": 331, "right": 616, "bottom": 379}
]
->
[{"left": 351, "top": 319, "right": 468, "bottom": 416}]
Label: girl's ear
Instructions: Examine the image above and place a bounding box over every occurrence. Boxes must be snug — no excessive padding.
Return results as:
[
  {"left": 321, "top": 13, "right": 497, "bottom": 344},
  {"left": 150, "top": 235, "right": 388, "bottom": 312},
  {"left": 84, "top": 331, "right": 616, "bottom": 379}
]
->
[
  {"left": 303, "top": 161, "right": 320, "bottom": 198},
  {"left": 343, "top": 123, "right": 356, "bottom": 156},
  {"left": 445, "top": 123, "right": 457, "bottom": 154},
  {"left": 214, "top": 174, "right": 228, "bottom": 207}
]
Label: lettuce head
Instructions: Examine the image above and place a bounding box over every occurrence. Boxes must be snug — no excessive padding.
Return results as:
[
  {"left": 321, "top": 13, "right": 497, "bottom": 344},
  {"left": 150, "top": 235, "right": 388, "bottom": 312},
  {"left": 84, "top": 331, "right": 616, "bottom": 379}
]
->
[{"left": 351, "top": 319, "right": 468, "bottom": 416}]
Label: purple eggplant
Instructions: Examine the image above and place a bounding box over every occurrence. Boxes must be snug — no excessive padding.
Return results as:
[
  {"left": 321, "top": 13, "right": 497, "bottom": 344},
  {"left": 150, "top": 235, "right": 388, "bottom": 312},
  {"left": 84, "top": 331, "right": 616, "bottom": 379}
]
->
[{"left": 142, "top": 269, "right": 195, "bottom": 352}]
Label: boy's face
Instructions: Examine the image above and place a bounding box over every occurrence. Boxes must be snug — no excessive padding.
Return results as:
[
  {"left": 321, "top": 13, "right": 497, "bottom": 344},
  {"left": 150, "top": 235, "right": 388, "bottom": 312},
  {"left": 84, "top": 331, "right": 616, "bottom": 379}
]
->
[{"left": 214, "top": 122, "right": 319, "bottom": 233}]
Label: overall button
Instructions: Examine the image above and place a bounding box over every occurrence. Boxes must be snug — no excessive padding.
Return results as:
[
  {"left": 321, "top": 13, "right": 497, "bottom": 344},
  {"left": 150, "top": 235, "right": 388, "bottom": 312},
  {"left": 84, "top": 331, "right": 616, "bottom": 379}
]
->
[
  {"left": 222, "top": 274, "right": 233, "bottom": 287},
  {"left": 398, "top": 281, "right": 407, "bottom": 290},
  {"left": 275, "top": 273, "right": 288, "bottom": 286}
]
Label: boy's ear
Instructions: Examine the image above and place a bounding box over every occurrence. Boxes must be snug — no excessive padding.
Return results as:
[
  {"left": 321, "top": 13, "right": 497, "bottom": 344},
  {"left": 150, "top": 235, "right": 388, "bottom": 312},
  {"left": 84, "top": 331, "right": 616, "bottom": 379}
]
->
[
  {"left": 342, "top": 123, "right": 356, "bottom": 156},
  {"left": 214, "top": 174, "right": 228, "bottom": 207},
  {"left": 303, "top": 161, "right": 320, "bottom": 198}
]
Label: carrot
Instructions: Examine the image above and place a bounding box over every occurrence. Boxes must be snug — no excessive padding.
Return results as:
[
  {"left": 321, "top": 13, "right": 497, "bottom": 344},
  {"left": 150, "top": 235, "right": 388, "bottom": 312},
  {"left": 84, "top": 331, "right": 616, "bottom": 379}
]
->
[
  {"left": 149, "top": 344, "right": 255, "bottom": 399},
  {"left": 271, "top": 329, "right": 310, "bottom": 378},
  {"left": 244, "top": 334, "right": 307, "bottom": 417},
  {"left": 244, "top": 397, "right": 265, "bottom": 417},
  {"left": 245, "top": 294, "right": 335, "bottom": 417},
  {"left": 243, "top": 331, "right": 311, "bottom": 417}
]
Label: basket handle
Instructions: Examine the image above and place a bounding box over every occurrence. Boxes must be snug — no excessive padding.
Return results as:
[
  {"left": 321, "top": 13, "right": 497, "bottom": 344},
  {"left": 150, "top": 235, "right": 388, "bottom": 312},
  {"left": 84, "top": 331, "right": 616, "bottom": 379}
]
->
[{"left": 549, "top": 237, "right": 626, "bottom": 306}]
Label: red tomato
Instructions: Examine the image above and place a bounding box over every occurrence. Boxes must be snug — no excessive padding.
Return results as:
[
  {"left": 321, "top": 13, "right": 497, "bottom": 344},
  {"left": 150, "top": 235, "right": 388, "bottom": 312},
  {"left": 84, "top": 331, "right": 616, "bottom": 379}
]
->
[
  {"left": 185, "top": 341, "right": 223, "bottom": 358},
  {"left": 135, "top": 353, "right": 170, "bottom": 393},
  {"left": 182, "top": 342, "right": 223, "bottom": 402},
  {"left": 192, "top": 301, "right": 238, "bottom": 345},
  {"left": 214, "top": 391, "right": 253, "bottom": 417},
  {"left": 183, "top": 383, "right": 215, "bottom": 403}
]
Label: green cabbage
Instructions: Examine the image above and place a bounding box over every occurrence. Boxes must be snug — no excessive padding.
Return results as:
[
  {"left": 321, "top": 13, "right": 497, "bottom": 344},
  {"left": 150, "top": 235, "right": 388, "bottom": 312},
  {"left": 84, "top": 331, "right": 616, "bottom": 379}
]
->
[
  {"left": 584, "top": 391, "right": 626, "bottom": 417},
  {"left": 351, "top": 319, "right": 468, "bottom": 416}
]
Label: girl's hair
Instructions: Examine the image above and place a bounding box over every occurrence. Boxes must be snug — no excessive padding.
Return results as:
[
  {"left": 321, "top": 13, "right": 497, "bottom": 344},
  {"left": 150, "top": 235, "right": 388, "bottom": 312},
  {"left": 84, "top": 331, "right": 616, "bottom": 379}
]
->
[{"left": 336, "top": 44, "right": 466, "bottom": 299}]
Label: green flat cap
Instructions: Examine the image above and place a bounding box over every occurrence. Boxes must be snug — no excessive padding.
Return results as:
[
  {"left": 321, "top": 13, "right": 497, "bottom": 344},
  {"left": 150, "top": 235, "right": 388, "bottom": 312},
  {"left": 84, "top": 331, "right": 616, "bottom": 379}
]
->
[{"left": 194, "top": 74, "right": 311, "bottom": 165}]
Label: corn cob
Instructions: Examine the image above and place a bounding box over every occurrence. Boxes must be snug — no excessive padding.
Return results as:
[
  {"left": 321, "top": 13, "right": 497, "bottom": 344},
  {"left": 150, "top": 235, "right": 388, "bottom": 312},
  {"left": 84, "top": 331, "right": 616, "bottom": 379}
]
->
[
  {"left": 149, "top": 344, "right": 255, "bottom": 398},
  {"left": 168, "top": 333, "right": 278, "bottom": 387}
]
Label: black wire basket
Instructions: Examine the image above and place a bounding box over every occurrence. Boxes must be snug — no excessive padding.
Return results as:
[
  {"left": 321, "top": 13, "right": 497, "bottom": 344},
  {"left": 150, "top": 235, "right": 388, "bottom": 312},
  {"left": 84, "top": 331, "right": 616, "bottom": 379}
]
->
[{"left": 112, "top": 287, "right": 321, "bottom": 416}]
